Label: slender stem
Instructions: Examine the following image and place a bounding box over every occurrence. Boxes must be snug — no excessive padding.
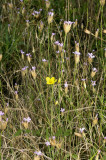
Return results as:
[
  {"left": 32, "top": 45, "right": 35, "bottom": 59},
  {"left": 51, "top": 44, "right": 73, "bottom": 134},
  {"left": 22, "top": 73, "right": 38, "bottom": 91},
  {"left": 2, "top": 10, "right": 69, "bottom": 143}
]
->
[
  {"left": 101, "top": 6, "right": 103, "bottom": 58},
  {"left": 48, "top": 24, "right": 51, "bottom": 76},
  {"left": 51, "top": 85, "right": 54, "bottom": 133}
]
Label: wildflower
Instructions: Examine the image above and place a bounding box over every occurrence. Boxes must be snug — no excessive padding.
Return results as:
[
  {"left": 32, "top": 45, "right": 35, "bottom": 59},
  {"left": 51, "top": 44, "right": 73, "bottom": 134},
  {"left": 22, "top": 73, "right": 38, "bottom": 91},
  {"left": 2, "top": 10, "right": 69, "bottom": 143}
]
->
[
  {"left": 48, "top": 12, "right": 54, "bottom": 24},
  {"left": 34, "top": 151, "right": 42, "bottom": 156},
  {"left": 45, "top": 0, "right": 50, "bottom": 9},
  {"left": 34, "top": 151, "right": 42, "bottom": 160},
  {"left": 51, "top": 33, "right": 56, "bottom": 42},
  {"left": 53, "top": 41, "right": 59, "bottom": 51},
  {"left": 100, "top": 0, "right": 105, "bottom": 6},
  {"left": 39, "top": 9, "right": 42, "bottom": 12},
  {"left": 63, "top": 21, "right": 73, "bottom": 34},
  {"left": 95, "top": 29, "right": 99, "bottom": 38},
  {"left": 15, "top": 91, "right": 18, "bottom": 100},
  {"left": 58, "top": 42, "right": 63, "bottom": 52},
  {"left": 39, "top": 21, "right": 44, "bottom": 32},
  {"left": 22, "top": 7, "right": 25, "bottom": 15},
  {"left": 46, "top": 77, "right": 57, "bottom": 85},
  {"left": 23, "top": 117, "right": 31, "bottom": 123},
  {"left": 26, "top": 53, "right": 31, "bottom": 63},
  {"left": 80, "top": 128, "right": 85, "bottom": 133},
  {"left": 64, "top": 81, "right": 68, "bottom": 93},
  {"left": 56, "top": 50, "right": 60, "bottom": 54},
  {"left": 42, "top": 59, "right": 48, "bottom": 62},
  {"left": 73, "top": 51, "right": 81, "bottom": 64},
  {"left": 26, "top": 20, "right": 29, "bottom": 27},
  {"left": 49, "top": 136, "right": 56, "bottom": 146},
  {"left": 60, "top": 108, "right": 65, "bottom": 112},
  {"left": 73, "top": 19, "right": 77, "bottom": 28},
  {"left": 0, "top": 54, "right": 2, "bottom": 61},
  {"left": 21, "top": 66, "right": 28, "bottom": 77},
  {"left": 91, "top": 80, "right": 96, "bottom": 86},
  {"left": 88, "top": 53, "right": 95, "bottom": 64},
  {"left": 20, "top": 50, "right": 25, "bottom": 60},
  {"left": 22, "top": 117, "right": 31, "bottom": 129},
  {"left": 91, "top": 68, "right": 98, "bottom": 77},
  {"left": 14, "top": 83, "right": 19, "bottom": 90},
  {"left": 8, "top": 3, "right": 13, "bottom": 9},
  {"left": 84, "top": 29, "right": 91, "bottom": 34},
  {"left": 30, "top": 66, "right": 36, "bottom": 79},
  {"left": 33, "top": 11, "right": 40, "bottom": 18},
  {"left": 45, "top": 141, "right": 50, "bottom": 146},
  {"left": 0, "top": 111, "right": 4, "bottom": 116}
]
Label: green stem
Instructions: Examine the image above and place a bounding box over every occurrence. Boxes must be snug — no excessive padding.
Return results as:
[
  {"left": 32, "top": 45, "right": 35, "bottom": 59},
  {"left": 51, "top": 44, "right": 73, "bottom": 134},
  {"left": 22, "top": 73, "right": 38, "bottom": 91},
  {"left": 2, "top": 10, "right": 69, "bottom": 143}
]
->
[{"left": 101, "top": 6, "right": 103, "bottom": 58}]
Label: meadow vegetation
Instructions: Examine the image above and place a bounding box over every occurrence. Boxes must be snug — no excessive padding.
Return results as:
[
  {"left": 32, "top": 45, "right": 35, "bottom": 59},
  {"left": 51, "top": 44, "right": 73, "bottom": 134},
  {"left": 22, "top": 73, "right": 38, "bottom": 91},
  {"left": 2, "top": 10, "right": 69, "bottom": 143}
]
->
[{"left": 0, "top": 0, "right": 106, "bottom": 159}]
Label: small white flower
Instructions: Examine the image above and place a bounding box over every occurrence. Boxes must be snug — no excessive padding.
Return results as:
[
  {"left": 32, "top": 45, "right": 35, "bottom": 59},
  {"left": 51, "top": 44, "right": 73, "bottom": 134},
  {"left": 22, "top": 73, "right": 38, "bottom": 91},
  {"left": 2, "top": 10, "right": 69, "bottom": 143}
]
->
[
  {"left": 32, "top": 66, "right": 36, "bottom": 70},
  {"left": 34, "top": 151, "right": 42, "bottom": 156},
  {"left": 23, "top": 117, "right": 31, "bottom": 123},
  {"left": 88, "top": 53, "right": 95, "bottom": 58},
  {"left": 91, "top": 80, "right": 96, "bottom": 86},
  {"left": 64, "top": 82, "right": 68, "bottom": 88},
  {"left": 92, "top": 68, "right": 97, "bottom": 72},
  {"left": 52, "top": 136, "right": 55, "bottom": 139},
  {"left": 60, "top": 108, "right": 65, "bottom": 112},
  {"left": 45, "top": 141, "right": 50, "bottom": 146},
  {"left": 80, "top": 128, "right": 85, "bottom": 133},
  {"left": 42, "top": 59, "right": 48, "bottom": 62}
]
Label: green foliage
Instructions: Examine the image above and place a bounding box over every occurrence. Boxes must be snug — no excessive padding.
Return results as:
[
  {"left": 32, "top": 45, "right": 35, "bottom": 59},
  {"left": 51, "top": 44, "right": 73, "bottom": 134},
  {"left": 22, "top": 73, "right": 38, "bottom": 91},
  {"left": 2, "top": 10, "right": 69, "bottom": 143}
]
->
[{"left": 0, "top": 0, "right": 105, "bottom": 159}]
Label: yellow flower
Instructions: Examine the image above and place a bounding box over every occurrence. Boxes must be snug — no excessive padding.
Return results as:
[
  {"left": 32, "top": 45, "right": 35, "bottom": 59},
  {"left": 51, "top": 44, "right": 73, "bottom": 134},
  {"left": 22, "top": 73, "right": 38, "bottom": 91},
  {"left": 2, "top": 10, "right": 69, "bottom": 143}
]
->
[{"left": 46, "top": 77, "right": 57, "bottom": 85}]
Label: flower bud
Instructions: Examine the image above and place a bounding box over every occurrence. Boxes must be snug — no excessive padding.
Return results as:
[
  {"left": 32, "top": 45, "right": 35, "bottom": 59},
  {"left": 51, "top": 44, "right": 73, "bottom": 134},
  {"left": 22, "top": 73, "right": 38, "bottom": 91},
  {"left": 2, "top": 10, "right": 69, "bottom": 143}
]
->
[
  {"left": 22, "top": 122, "right": 28, "bottom": 129},
  {"left": 95, "top": 29, "right": 99, "bottom": 38},
  {"left": 103, "top": 29, "right": 106, "bottom": 33},
  {"left": 100, "top": 0, "right": 105, "bottom": 6},
  {"left": 0, "top": 121, "right": 7, "bottom": 130},
  {"left": 0, "top": 54, "right": 2, "bottom": 61},
  {"left": 45, "top": 0, "right": 50, "bottom": 9},
  {"left": 75, "top": 42, "right": 79, "bottom": 52},
  {"left": 8, "top": 3, "right": 13, "bottom": 9},
  {"left": 84, "top": 29, "right": 91, "bottom": 35},
  {"left": 34, "top": 156, "right": 40, "bottom": 160}
]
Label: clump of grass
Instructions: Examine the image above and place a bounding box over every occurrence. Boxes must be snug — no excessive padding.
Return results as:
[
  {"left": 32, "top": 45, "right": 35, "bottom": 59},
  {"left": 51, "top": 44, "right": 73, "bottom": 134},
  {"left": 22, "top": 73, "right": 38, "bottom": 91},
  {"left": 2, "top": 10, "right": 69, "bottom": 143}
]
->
[{"left": 0, "top": 0, "right": 106, "bottom": 159}]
